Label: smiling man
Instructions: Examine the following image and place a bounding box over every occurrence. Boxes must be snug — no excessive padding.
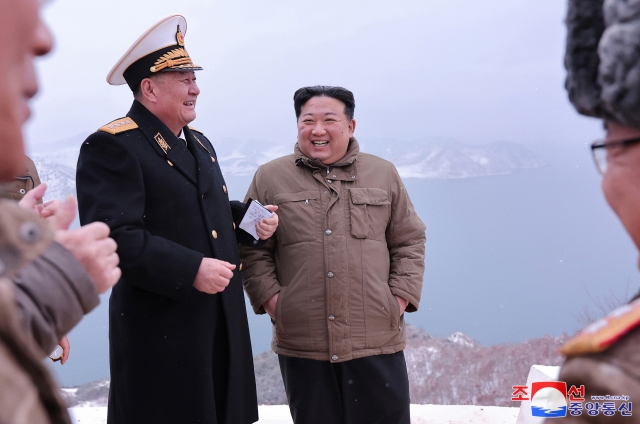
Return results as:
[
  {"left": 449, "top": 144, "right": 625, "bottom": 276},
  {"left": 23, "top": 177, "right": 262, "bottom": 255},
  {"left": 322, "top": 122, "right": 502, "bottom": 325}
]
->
[
  {"left": 241, "top": 86, "right": 426, "bottom": 424},
  {"left": 76, "top": 15, "right": 277, "bottom": 424}
]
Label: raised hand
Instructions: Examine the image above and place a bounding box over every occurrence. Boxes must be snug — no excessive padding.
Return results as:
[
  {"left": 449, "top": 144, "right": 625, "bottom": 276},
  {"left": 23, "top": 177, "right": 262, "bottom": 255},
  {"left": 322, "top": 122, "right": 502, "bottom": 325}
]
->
[{"left": 256, "top": 205, "right": 278, "bottom": 240}]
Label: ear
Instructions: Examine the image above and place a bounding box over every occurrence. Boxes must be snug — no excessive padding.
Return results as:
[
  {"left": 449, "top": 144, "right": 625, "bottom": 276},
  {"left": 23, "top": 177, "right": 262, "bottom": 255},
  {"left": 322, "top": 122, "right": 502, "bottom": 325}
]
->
[
  {"left": 139, "top": 78, "right": 157, "bottom": 104},
  {"left": 348, "top": 118, "right": 356, "bottom": 137}
]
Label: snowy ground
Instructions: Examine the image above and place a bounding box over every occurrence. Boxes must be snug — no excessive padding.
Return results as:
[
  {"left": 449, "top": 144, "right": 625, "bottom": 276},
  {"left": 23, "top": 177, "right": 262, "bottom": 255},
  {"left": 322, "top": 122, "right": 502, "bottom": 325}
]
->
[{"left": 69, "top": 404, "right": 519, "bottom": 424}]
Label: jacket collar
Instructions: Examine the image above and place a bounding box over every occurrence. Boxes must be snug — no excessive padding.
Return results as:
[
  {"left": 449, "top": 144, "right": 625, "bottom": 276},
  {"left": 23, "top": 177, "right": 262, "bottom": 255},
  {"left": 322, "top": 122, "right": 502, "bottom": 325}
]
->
[
  {"left": 294, "top": 137, "right": 360, "bottom": 169},
  {"left": 183, "top": 126, "right": 214, "bottom": 195},
  {"left": 127, "top": 100, "right": 197, "bottom": 185}
]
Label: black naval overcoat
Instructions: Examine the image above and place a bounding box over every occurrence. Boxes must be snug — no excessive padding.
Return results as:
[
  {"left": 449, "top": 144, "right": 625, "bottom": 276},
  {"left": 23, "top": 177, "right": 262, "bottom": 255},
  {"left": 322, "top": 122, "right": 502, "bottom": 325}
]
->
[{"left": 76, "top": 100, "right": 259, "bottom": 424}]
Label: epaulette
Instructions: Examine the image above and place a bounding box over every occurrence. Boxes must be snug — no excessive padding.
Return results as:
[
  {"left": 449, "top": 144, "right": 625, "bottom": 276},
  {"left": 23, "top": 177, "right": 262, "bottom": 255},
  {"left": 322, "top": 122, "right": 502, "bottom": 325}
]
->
[
  {"left": 189, "top": 126, "right": 203, "bottom": 134},
  {"left": 99, "top": 117, "right": 138, "bottom": 135},
  {"left": 560, "top": 298, "right": 640, "bottom": 356}
]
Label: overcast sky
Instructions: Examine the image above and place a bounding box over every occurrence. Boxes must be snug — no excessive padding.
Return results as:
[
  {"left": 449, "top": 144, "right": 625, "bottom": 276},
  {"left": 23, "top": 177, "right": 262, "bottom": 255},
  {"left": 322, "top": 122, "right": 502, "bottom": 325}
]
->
[{"left": 26, "top": 0, "right": 603, "bottom": 152}]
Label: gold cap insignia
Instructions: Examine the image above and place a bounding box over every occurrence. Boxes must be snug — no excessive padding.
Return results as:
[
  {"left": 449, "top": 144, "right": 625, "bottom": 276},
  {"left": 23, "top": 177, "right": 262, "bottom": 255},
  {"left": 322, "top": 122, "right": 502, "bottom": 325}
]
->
[
  {"left": 149, "top": 48, "right": 200, "bottom": 73},
  {"left": 176, "top": 26, "right": 185, "bottom": 47}
]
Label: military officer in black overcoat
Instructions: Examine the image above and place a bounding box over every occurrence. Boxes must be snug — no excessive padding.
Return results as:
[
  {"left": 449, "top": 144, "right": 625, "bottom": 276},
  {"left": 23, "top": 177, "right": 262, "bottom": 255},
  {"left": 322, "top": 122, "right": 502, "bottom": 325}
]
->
[{"left": 75, "top": 15, "right": 278, "bottom": 424}]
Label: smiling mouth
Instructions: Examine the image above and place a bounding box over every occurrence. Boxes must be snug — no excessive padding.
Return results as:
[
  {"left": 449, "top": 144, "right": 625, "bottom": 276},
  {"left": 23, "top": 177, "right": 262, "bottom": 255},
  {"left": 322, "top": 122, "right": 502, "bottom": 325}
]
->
[
  {"left": 184, "top": 101, "right": 195, "bottom": 107},
  {"left": 312, "top": 141, "right": 328, "bottom": 147}
]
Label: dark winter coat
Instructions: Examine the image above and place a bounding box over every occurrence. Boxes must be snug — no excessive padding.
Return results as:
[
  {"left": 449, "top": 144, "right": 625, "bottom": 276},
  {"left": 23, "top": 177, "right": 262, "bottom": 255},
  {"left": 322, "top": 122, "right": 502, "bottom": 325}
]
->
[{"left": 76, "top": 100, "right": 258, "bottom": 424}]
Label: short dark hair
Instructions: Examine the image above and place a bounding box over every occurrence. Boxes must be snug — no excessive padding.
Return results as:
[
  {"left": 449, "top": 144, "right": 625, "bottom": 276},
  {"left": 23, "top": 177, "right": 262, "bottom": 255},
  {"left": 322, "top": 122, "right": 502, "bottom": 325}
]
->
[{"left": 293, "top": 86, "right": 355, "bottom": 121}]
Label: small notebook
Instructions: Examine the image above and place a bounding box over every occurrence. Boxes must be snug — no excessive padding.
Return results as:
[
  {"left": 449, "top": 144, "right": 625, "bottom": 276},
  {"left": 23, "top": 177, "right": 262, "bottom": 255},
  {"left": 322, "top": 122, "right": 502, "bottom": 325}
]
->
[{"left": 236, "top": 198, "right": 273, "bottom": 240}]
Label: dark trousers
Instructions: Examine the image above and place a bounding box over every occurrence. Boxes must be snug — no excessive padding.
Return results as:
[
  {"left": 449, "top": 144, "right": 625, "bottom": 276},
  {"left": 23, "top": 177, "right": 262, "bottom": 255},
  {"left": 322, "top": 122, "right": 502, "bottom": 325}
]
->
[{"left": 278, "top": 351, "right": 411, "bottom": 424}]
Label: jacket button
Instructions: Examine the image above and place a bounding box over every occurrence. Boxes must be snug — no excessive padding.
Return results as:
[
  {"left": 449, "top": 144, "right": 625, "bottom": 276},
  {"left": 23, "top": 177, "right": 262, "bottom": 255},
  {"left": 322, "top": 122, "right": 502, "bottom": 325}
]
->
[
  {"left": 327, "top": 271, "right": 334, "bottom": 278},
  {"left": 239, "top": 263, "right": 243, "bottom": 271},
  {"left": 167, "top": 160, "right": 174, "bottom": 167},
  {"left": 233, "top": 222, "right": 236, "bottom": 230},
  {"left": 328, "top": 315, "right": 335, "bottom": 321},
  {"left": 327, "top": 179, "right": 333, "bottom": 184},
  {"left": 19, "top": 189, "right": 26, "bottom": 195},
  {"left": 325, "top": 229, "right": 332, "bottom": 236},
  {"left": 211, "top": 156, "right": 216, "bottom": 163},
  {"left": 223, "top": 185, "right": 227, "bottom": 193},
  {"left": 211, "top": 230, "right": 218, "bottom": 239},
  {"left": 19, "top": 222, "right": 40, "bottom": 244},
  {"left": 331, "top": 355, "right": 338, "bottom": 361}
]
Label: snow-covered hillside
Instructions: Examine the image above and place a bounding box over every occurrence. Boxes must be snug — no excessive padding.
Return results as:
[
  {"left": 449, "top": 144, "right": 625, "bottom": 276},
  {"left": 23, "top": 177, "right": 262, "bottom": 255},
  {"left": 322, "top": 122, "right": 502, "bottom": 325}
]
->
[{"left": 62, "top": 325, "right": 567, "bottom": 409}]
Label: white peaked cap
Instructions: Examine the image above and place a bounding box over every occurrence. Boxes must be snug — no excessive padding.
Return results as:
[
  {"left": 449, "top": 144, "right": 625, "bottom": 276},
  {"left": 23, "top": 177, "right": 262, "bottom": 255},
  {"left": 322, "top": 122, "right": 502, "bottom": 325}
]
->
[{"left": 106, "top": 14, "right": 201, "bottom": 89}]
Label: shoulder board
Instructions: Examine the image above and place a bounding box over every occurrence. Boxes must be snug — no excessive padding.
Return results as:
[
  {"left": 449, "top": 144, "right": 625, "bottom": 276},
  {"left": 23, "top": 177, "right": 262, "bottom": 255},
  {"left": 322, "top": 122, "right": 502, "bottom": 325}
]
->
[
  {"left": 98, "top": 118, "right": 138, "bottom": 135},
  {"left": 560, "top": 298, "right": 640, "bottom": 356},
  {"left": 188, "top": 126, "right": 203, "bottom": 134}
]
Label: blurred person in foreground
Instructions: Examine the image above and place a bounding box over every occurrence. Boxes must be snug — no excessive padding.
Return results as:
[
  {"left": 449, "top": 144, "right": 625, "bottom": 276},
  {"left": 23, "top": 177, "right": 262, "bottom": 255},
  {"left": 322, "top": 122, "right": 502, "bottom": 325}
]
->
[
  {"left": 0, "top": 0, "right": 121, "bottom": 423},
  {"left": 240, "top": 86, "right": 426, "bottom": 424},
  {"left": 546, "top": 0, "right": 640, "bottom": 422},
  {"left": 76, "top": 14, "right": 277, "bottom": 424},
  {"left": 1, "top": 157, "right": 74, "bottom": 366}
]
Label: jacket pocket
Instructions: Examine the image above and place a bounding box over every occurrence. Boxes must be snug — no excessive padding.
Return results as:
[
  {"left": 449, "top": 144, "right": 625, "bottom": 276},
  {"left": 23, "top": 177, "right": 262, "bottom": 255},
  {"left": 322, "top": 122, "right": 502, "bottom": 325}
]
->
[
  {"left": 349, "top": 188, "right": 391, "bottom": 240},
  {"left": 386, "top": 286, "right": 401, "bottom": 331},
  {"left": 273, "top": 190, "right": 320, "bottom": 246},
  {"left": 275, "top": 286, "right": 286, "bottom": 335},
  {"left": 363, "top": 280, "right": 401, "bottom": 348}
]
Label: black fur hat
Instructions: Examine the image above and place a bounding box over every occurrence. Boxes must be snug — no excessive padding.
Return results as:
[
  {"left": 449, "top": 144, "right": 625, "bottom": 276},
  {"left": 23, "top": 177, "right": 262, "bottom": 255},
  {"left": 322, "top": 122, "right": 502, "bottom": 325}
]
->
[{"left": 565, "top": 0, "right": 640, "bottom": 127}]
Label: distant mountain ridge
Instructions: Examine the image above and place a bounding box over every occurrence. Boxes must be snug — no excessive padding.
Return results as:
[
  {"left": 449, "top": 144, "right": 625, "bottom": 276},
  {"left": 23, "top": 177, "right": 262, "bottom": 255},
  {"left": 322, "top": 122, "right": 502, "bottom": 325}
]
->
[
  {"left": 385, "top": 140, "right": 546, "bottom": 179},
  {"left": 62, "top": 324, "right": 567, "bottom": 407},
  {"left": 29, "top": 134, "right": 545, "bottom": 202}
]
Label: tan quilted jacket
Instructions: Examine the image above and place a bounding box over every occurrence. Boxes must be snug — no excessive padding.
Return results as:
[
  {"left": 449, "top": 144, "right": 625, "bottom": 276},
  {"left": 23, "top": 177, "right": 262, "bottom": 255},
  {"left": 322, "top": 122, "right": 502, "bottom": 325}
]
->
[{"left": 240, "top": 139, "right": 426, "bottom": 362}]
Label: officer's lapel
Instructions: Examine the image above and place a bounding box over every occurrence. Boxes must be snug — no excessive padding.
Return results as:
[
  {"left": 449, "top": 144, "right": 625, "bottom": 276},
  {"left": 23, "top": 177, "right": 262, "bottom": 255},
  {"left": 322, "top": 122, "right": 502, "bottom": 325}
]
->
[
  {"left": 127, "top": 101, "right": 197, "bottom": 185},
  {"left": 184, "top": 127, "right": 213, "bottom": 195}
]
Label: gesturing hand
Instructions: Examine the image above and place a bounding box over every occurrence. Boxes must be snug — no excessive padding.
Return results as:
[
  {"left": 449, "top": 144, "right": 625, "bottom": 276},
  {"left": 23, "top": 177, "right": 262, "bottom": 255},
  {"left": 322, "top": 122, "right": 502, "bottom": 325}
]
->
[
  {"left": 256, "top": 205, "right": 278, "bottom": 240},
  {"left": 20, "top": 183, "right": 121, "bottom": 294},
  {"left": 193, "top": 258, "right": 236, "bottom": 294},
  {"left": 55, "top": 222, "right": 121, "bottom": 294},
  {"left": 18, "top": 183, "right": 75, "bottom": 231}
]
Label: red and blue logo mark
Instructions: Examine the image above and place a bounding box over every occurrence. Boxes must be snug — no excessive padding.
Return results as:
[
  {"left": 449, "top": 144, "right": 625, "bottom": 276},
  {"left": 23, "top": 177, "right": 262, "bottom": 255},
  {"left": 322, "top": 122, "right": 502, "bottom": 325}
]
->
[
  {"left": 512, "top": 382, "right": 632, "bottom": 418},
  {"left": 530, "top": 382, "right": 568, "bottom": 417}
]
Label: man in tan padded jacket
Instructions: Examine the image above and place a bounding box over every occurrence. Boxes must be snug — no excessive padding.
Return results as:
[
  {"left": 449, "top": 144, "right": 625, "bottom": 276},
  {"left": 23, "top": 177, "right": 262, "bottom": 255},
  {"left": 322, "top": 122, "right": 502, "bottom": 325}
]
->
[
  {"left": 241, "top": 85, "right": 426, "bottom": 424},
  {"left": 0, "top": 0, "right": 121, "bottom": 423}
]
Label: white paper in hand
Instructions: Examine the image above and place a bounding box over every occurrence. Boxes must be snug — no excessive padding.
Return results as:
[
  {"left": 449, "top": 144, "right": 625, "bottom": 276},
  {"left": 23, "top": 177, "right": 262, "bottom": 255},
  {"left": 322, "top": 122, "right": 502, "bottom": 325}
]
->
[{"left": 238, "top": 200, "right": 273, "bottom": 240}]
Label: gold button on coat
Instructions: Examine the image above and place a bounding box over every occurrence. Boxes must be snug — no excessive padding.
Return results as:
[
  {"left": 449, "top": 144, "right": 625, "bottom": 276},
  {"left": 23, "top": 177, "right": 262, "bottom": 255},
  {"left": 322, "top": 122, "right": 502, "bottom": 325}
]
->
[
  {"left": 233, "top": 222, "right": 236, "bottom": 230},
  {"left": 211, "top": 230, "right": 218, "bottom": 239},
  {"left": 167, "top": 160, "right": 174, "bottom": 167},
  {"left": 223, "top": 185, "right": 227, "bottom": 193},
  {"left": 239, "top": 263, "right": 243, "bottom": 271}
]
